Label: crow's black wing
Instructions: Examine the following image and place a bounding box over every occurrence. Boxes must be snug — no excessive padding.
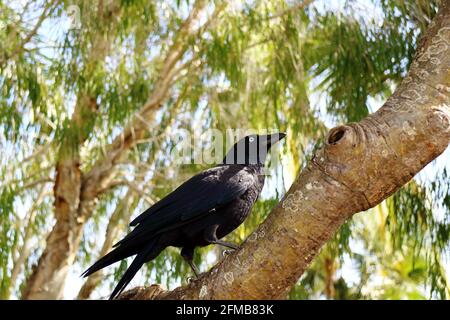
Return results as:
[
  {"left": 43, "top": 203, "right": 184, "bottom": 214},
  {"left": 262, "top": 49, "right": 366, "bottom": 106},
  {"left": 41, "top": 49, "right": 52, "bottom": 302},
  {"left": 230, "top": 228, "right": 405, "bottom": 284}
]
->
[{"left": 114, "top": 165, "right": 256, "bottom": 248}]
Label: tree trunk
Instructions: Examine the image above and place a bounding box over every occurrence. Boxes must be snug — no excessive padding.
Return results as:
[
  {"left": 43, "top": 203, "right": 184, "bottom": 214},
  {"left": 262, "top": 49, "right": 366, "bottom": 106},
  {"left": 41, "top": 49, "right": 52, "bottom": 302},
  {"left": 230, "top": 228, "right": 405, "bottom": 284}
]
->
[
  {"left": 119, "top": 2, "right": 450, "bottom": 300},
  {"left": 22, "top": 2, "right": 122, "bottom": 299},
  {"left": 22, "top": 0, "right": 209, "bottom": 299}
]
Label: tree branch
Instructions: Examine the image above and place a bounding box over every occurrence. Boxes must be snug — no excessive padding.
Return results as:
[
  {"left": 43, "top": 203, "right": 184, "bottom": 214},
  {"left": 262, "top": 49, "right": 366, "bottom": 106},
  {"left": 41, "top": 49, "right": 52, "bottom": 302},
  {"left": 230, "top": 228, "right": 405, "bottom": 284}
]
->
[
  {"left": 0, "top": 0, "right": 59, "bottom": 67},
  {"left": 79, "top": 0, "right": 214, "bottom": 205},
  {"left": 6, "top": 185, "right": 48, "bottom": 298},
  {"left": 22, "top": 0, "right": 123, "bottom": 300},
  {"left": 119, "top": 1, "right": 450, "bottom": 300},
  {"left": 267, "top": 0, "right": 315, "bottom": 21},
  {"left": 17, "top": 178, "right": 53, "bottom": 193}
]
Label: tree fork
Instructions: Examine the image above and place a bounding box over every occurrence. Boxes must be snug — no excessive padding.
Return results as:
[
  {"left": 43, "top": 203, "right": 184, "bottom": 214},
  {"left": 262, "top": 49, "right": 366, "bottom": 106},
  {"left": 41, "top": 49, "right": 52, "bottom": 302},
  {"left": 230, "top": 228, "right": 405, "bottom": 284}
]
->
[
  {"left": 22, "top": 1, "right": 122, "bottom": 299},
  {"left": 22, "top": 0, "right": 212, "bottom": 299},
  {"left": 119, "top": 2, "right": 450, "bottom": 300}
]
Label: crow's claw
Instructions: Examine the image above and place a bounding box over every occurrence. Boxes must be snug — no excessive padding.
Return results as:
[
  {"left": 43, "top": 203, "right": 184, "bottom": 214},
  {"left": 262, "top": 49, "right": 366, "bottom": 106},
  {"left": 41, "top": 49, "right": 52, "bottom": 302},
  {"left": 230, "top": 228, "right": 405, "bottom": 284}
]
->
[
  {"left": 222, "top": 249, "right": 234, "bottom": 257},
  {"left": 187, "top": 276, "right": 196, "bottom": 284}
]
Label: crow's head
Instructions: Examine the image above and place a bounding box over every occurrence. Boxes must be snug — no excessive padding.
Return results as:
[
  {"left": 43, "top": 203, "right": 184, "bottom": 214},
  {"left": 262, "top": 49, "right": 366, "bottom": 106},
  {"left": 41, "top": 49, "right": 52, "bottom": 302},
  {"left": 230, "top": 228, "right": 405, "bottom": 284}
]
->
[{"left": 222, "top": 133, "right": 286, "bottom": 165}]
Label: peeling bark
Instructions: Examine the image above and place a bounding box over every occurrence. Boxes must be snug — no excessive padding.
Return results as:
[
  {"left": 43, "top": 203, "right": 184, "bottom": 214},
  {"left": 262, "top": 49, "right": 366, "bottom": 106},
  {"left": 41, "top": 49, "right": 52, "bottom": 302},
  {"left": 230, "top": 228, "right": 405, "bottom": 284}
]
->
[
  {"left": 22, "top": 128, "right": 87, "bottom": 300},
  {"left": 119, "top": 2, "right": 450, "bottom": 300}
]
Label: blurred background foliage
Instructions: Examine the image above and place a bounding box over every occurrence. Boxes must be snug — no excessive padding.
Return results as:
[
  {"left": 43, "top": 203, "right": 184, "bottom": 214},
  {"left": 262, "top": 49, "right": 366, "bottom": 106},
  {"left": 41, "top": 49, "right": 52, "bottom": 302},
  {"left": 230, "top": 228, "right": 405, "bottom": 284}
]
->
[{"left": 0, "top": 0, "right": 448, "bottom": 299}]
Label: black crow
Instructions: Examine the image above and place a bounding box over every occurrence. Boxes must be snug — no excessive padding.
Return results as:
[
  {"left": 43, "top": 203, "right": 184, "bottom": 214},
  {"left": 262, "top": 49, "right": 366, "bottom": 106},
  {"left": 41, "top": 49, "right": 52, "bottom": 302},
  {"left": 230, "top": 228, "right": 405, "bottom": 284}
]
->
[{"left": 82, "top": 132, "right": 286, "bottom": 299}]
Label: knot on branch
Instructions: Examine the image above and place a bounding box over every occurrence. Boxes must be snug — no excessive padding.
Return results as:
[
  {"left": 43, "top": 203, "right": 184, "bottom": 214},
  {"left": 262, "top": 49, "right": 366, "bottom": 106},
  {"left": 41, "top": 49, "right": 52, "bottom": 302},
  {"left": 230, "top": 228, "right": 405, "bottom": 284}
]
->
[
  {"left": 313, "top": 122, "right": 386, "bottom": 211},
  {"left": 428, "top": 104, "right": 450, "bottom": 134},
  {"left": 327, "top": 126, "right": 348, "bottom": 145},
  {"left": 322, "top": 123, "right": 368, "bottom": 169}
]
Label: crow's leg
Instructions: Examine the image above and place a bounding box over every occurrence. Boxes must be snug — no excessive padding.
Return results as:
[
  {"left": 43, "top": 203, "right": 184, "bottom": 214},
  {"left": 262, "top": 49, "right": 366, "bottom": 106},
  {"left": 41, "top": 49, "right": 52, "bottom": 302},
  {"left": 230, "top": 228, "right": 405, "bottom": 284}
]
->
[
  {"left": 204, "top": 225, "right": 240, "bottom": 250},
  {"left": 212, "top": 240, "right": 239, "bottom": 250},
  {"left": 181, "top": 247, "right": 199, "bottom": 278}
]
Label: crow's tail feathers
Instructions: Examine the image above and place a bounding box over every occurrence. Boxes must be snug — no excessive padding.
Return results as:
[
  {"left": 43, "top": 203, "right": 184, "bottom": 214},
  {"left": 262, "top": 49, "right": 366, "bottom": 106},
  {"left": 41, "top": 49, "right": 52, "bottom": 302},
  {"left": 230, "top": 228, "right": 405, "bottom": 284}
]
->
[
  {"left": 109, "top": 238, "right": 161, "bottom": 300},
  {"left": 81, "top": 243, "right": 137, "bottom": 278}
]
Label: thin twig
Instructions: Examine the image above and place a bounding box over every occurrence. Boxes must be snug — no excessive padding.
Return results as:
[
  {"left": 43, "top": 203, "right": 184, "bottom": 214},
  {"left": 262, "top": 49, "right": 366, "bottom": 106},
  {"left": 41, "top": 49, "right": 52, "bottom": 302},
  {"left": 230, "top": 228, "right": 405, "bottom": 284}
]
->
[
  {"left": 267, "top": 0, "right": 315, "bottom": 21},
  {"left": 0, "top": 0, "right": 59, "bottom": 66},
  {"left": 7, "top": 186, "right": 49, "bottom": 298}
]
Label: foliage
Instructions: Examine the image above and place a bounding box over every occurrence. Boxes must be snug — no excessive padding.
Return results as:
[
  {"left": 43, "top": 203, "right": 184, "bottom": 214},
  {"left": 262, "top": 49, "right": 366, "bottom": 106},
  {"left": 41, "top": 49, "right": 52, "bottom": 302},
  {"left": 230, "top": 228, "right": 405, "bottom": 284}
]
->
[{"left": 0, "top": 0, "right": 448, "bottom": 299}]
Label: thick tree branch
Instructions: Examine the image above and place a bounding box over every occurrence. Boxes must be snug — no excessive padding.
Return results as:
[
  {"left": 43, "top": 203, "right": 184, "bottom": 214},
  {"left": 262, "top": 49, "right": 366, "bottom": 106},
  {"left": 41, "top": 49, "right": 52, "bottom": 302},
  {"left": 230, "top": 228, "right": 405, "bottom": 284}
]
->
[{"left": 120, "top": 2, "right": 450, "bottom": 300}]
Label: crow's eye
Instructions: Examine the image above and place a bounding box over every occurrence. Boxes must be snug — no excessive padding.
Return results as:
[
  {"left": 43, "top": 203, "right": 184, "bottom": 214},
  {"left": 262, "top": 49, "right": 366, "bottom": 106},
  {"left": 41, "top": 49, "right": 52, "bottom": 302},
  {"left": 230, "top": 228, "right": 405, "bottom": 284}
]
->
[{"left": 249, "top": 137, "right": 255, "bottom": 143}]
